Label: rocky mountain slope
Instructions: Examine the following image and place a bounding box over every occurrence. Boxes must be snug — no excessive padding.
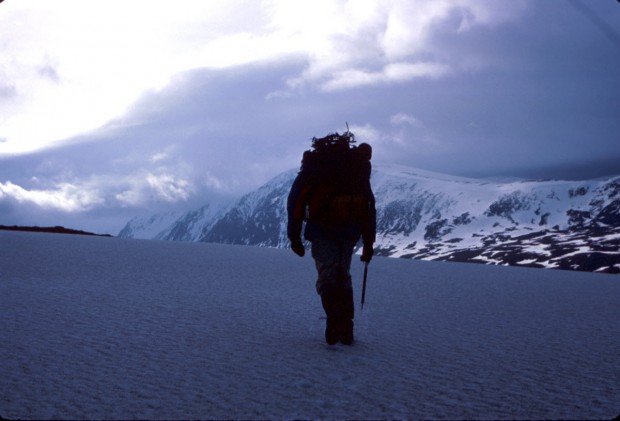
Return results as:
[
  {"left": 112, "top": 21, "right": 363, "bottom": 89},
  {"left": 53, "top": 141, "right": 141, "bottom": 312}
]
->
[{"left": 119, "top": 165, "right": 620, "bottom": 273}]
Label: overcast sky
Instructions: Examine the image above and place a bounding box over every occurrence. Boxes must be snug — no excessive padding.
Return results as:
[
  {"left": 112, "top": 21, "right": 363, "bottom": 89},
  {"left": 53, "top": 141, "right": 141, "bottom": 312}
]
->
[{"left": 1, "top": 0, "right": 619, "bottom": 233}]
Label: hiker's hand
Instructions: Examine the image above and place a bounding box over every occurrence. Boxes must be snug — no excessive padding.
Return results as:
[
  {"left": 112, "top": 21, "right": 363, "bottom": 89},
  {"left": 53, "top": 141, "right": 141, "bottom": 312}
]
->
[
  {"left": 291, "top": 239, "right": 305, "bottom": 257},
  {"left": 360, "top": 243, "right": 373, "bottom": 263}
]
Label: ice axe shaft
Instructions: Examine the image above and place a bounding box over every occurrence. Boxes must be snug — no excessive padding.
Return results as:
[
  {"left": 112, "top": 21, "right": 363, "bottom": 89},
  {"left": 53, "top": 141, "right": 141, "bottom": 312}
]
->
[{"left": 361, "top": 261, "right": 368, "bottom": 309}]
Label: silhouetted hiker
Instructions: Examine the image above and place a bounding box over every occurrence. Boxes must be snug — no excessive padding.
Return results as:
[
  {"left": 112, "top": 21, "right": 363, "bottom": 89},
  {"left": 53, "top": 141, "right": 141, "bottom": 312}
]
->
[{"left": 287, "top": 130, "right": 376, "bottom": 345}]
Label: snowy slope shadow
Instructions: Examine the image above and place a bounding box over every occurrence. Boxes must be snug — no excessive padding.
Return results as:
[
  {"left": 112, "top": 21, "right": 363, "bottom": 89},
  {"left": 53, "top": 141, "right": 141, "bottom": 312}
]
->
[{"left": 1, "top": 231, "right": 618, "bottom": 419}]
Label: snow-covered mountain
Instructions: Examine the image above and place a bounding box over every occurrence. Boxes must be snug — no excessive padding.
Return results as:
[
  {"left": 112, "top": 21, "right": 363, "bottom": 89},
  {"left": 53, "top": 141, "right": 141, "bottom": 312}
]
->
[
  {"left": 118, "top": 202, "right": 230, "bottom": 241},
  {"left": 158, "top": 203, "right": 229, "bottom": 242},
  {"left": 119, "top": 164, "right": 620, "bottom": 273},
  {"left": 118, "top": 211, "right": 183, "bottom": 240}
]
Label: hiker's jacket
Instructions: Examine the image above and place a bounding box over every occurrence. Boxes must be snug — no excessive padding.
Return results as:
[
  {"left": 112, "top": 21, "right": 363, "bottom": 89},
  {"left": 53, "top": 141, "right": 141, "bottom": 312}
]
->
[{"left": 287, "top": 162, "right": 376, "bottom": 247}]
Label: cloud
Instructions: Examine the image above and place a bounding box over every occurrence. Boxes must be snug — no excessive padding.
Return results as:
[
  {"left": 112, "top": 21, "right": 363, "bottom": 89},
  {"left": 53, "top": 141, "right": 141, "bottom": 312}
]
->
[
  {"left": 350, "top": 122, "right": 410, "bottom": 151},
  {"left": 0, "top": 180, "right": 103, "bottom": 212},
  {"left": 351, "top": 115, "right": 448, "bottom": 163},
  {"left": 390, "top": 113, "right": 422, "bottom": 127},
  {"left": 150, "top": 152, "right": 169, "bottom": 163},
  {"left": 203, "top": 172, "right": 226, "bottom": 191},
  {"left": 146, "top": 173, "right": 191, "bottom": 203},
  {"left": 0, "top": 82, "right": 17, "bottom": 98},
  {"left": 284, "top": 0, "right": 525, "bottom": 91},
  {"left": 115, "top": 172, "right": 192, "bottom": 207},
  {"left": 1, "top": 164, "right": 195, "bottom": 215},
  {"left": 380, "top": 1, "right": 465, "bottom": 59},
  {"left": 149, "top": 145, "right": 178, "bottom": 164},
  {"left": 0, "top": 0, "right": 271, "bottom": 155},
  {"left": 350, "top": 123, "right": 383, "bottom": 144},
  {"left": 0, "top": 0, "right": 527, "bottom": 155},
  {"left": 38, "top": 64, "right": 60, "bottom": 83},
  {"left": 321, "top": 61, "right": 450, "bottom": 91}
]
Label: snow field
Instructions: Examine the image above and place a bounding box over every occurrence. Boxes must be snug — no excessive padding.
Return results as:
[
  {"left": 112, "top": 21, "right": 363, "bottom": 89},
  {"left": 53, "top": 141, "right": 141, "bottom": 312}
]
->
[{"left": 1, "top": 231, "right": 619, "bottom": 419}]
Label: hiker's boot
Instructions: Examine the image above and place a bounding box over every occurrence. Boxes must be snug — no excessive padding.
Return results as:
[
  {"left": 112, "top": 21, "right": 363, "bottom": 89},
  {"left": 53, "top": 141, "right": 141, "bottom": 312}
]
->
[
  {"left": 325, "top": 317, "right": 339, "bottom": 345},
  {"left": 339, "top": 319, "right": 354, "bottom": 345},
  {"left": 321, "top": 290, "right": 339, "bottom": 345},
  {"left": 338, "top": 287, "right": 355, "bottom": 345}
]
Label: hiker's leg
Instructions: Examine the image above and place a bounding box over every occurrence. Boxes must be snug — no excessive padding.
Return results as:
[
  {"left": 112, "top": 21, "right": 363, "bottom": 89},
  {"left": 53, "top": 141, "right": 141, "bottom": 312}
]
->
[
  {"left": 311, "top": 238, "right": 347, "bottom": 345},
  {"left": 311, "top": 238, "right": 349, "bottom": 296},
  {"left": 319, "top": 283, "right": 340, "bottom": 345},
  {"left": 336, "top": 240, "right": 356, "bottom": 344}
]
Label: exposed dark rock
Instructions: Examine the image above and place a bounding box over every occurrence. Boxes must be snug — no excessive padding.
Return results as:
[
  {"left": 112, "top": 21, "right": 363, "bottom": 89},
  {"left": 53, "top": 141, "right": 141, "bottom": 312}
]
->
[
  {"left": 453, "top": 212, "right": 472, "bottom": 225},
  {"left": 569, "top": 186, "right": 588, "bottom": 198},
  {"left": 485, "top": 192, "right": 534, "bottom": 220},
  {"left": 424, "top": 219, "right": 452, "bottom": 241},
  {"left": 567, "top": 209, "right": 591, "bottom": 227},
  {"left": 539, "top": 212, "right": 550, "bottom": 226},
  {"left": 374, "top": 245, "right": 397, "bottom": 256},
  {"left": 377, "top": 200, "right": 422, "bottom": 235},
  {"left": 594, "top": 199, "right": 620, "bottom": 226}
]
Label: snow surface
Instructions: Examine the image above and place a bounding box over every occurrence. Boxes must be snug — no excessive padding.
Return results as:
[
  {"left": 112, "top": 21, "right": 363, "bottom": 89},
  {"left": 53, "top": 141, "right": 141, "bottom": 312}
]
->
[{"left": 1, "top": 231, "right": 619, "bottom": 419}]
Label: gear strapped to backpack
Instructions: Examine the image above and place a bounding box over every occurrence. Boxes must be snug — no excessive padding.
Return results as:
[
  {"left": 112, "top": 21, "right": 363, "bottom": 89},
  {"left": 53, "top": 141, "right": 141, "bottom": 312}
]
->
[{"left": 297, "top": 130, "right": 373, "bottom": 231}]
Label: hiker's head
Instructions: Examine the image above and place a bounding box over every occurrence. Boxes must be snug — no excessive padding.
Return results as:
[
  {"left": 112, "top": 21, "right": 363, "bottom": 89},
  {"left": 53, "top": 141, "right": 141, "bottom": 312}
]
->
[{"left": 358, "top": 143, "right": 372, "bottom": 161}]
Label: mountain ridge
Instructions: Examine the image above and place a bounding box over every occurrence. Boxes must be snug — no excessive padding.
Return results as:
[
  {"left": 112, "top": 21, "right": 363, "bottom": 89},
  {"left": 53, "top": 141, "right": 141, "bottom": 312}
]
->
[
  {"left": 1, "top": 225, "right": 113, "bottom": 237},
  {"left": 119, "top": 164, "right": 620, "bottom": 274}
]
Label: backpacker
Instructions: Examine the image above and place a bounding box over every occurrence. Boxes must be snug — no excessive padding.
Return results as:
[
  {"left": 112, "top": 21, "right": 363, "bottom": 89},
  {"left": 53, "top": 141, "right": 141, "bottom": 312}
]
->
[{"left": 299, "top": 130, "right": 372, "bottom": 230}]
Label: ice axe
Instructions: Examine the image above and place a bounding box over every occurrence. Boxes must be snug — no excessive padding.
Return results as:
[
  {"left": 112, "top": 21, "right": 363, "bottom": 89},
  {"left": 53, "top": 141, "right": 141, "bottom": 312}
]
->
[{"left": 361, "top": 261, "right": 369, "bottom": 309}]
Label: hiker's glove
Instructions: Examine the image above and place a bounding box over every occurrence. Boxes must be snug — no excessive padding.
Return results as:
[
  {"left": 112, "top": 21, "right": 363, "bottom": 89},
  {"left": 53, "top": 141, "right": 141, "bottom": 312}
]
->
[
  {"left": 290, "top": 238, "right": 305, "bottom": 257},
  {"left": 360, "top": 243, "right": 374, "bottom": 263}
]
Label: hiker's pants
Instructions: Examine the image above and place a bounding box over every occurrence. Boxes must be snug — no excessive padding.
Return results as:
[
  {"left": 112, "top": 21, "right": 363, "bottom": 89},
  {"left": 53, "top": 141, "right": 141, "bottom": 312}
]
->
[{"left": 311, "top": 238, "right": 357, "bottom": 296}]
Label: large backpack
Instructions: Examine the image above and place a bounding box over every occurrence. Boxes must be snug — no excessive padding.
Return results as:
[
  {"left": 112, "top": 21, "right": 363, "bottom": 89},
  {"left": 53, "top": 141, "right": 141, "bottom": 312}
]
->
[{"left": 299, "top": 130, "right": 372, "bottom": 229}]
